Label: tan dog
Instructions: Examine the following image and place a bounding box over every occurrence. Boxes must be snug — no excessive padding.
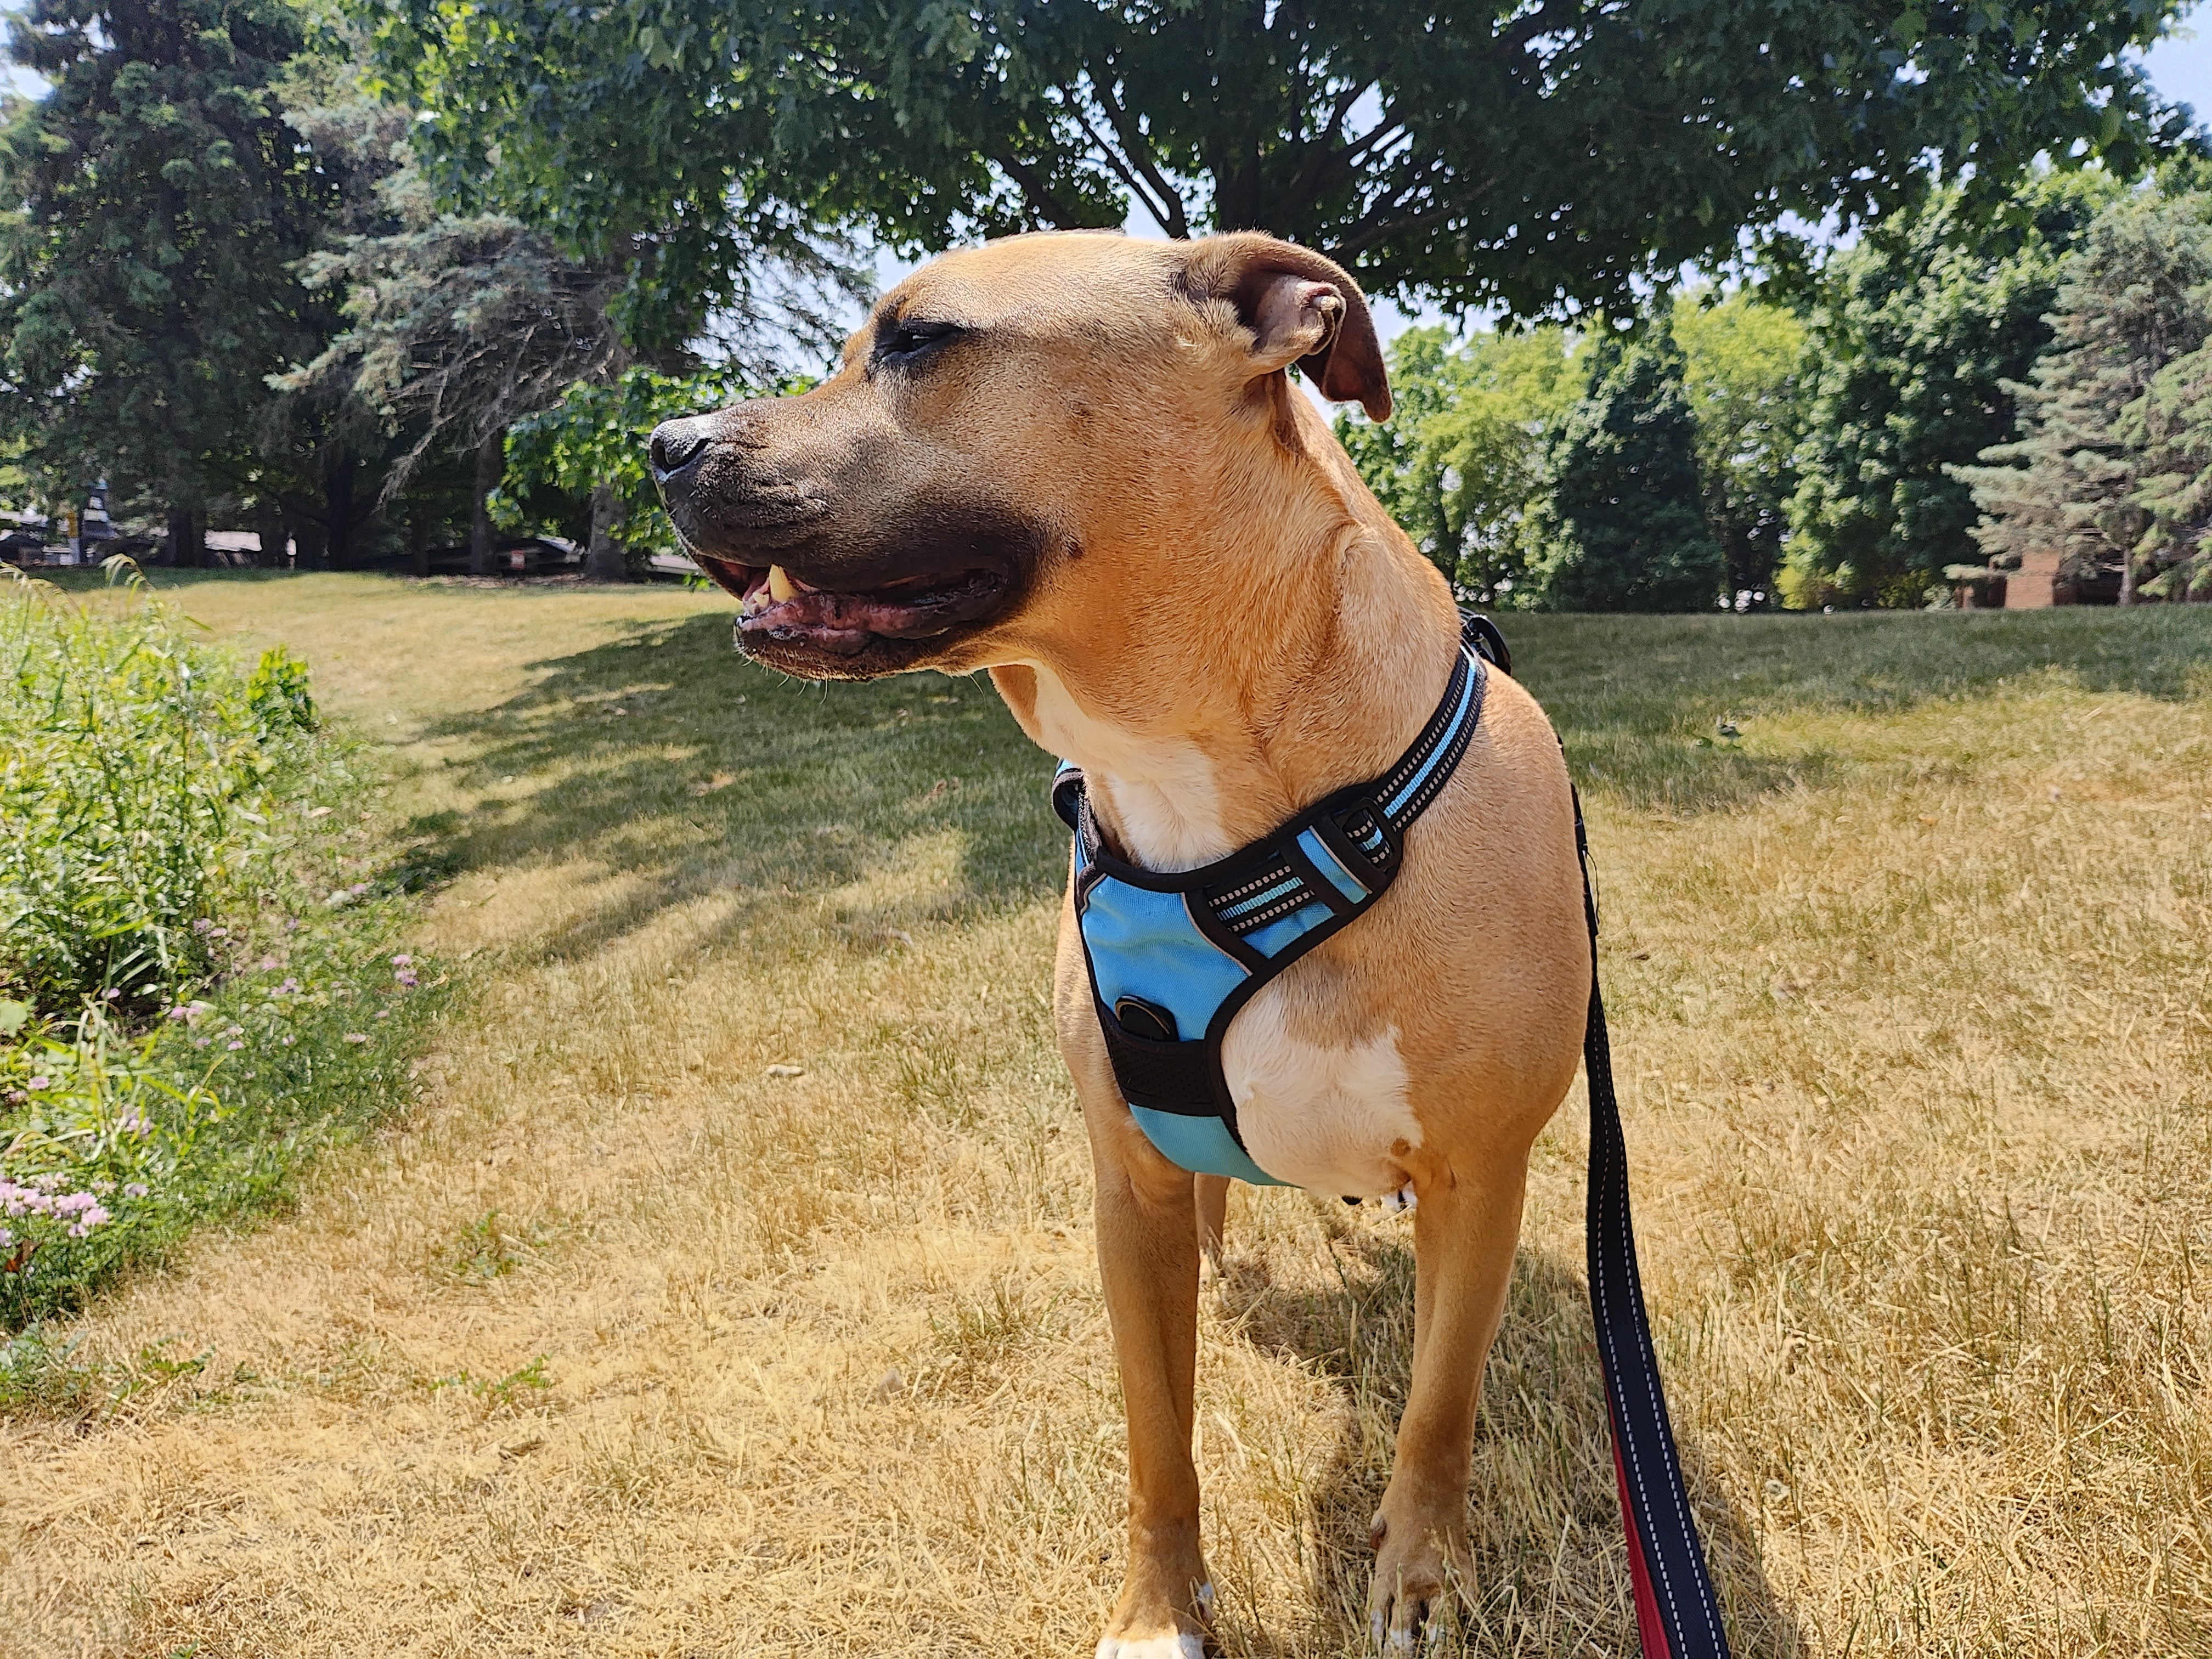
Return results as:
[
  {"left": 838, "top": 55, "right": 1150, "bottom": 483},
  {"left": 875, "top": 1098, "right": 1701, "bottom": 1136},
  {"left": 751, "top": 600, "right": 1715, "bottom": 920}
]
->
[{"left": 652, "top": 230, "right": 1590, "bottom": 1654}]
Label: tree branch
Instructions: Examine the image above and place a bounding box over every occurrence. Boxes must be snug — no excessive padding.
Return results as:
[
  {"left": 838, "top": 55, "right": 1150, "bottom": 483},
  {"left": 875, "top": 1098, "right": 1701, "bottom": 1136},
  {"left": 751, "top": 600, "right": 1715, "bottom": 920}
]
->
[
  {"left": 989, "top": 149, "right": 1088, "bottom": 229},
  {"left": 1332, "top": 182, "right": 1481, "bottom": 258},
  {"left": 1084, "top": 69, "right": 1193, "bottom": 239}
]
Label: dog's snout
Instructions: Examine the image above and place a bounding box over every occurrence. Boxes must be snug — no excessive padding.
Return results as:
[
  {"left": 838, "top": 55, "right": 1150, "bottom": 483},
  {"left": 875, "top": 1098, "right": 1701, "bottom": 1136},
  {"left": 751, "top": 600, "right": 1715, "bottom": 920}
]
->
[{"left": 648, "top": 416, "right": 714, "bottom": 483}]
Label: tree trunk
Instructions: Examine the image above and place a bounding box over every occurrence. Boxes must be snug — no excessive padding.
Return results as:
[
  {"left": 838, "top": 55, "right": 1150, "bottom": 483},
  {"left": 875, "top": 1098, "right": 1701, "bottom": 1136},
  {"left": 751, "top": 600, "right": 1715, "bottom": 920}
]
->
[
  {"left": 470, "top": 427, "right": 505, "bottom": 578},
  {"left": 324, "top": 458, "right": 356, "bottom": 570},
  {"left": 583, "top": 483, "right": 627, "bottom": 582},
  {"left": 166, "top": 505, "right": 205, "bottom": 569},
  {"left": 252, "top": 497, "right": 286, "bottom": 568},
  {"left": 292, "top": 514, "right": 329, "bottom": 571},
  {"left": 406, "top": 506, "right": 431, "bottom": 578}
]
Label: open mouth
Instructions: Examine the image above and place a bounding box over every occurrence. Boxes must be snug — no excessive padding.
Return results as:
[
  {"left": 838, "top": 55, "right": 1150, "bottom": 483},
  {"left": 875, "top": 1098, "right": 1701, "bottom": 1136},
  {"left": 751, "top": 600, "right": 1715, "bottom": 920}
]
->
[{"left": 687, "top": 552, "right": 1011, "bottom": 658}]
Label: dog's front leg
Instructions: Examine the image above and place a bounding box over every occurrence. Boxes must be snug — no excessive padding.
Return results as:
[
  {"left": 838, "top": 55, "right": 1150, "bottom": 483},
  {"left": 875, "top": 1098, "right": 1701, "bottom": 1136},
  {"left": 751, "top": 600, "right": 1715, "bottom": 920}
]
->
[
  {"left": 1055, "top": 906, "right": 1212, "bottom": 1656},
  {"left": 1367, "top": 1155, "right": 1528, "bottom": 1650},
  {"left": 1086, "top": 1103, "right": 1212, "bottom": 1657}
]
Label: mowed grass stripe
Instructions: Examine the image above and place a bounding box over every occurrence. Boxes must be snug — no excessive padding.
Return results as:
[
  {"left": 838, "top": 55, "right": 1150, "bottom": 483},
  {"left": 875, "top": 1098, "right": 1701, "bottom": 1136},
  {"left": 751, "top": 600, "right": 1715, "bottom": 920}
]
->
[{"left": 2, "top": 578, "right": 2207, "bottom": 1658}]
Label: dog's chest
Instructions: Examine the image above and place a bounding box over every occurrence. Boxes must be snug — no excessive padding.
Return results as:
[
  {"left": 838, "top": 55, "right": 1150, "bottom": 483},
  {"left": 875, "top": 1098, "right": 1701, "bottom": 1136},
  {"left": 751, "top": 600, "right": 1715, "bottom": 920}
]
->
[
  {"left": 1024, "top": 664, "right": 1423, "bottom": 1195},
  {"left": 1220, "top": 980, "right": 1421, "bottom": 1198}
]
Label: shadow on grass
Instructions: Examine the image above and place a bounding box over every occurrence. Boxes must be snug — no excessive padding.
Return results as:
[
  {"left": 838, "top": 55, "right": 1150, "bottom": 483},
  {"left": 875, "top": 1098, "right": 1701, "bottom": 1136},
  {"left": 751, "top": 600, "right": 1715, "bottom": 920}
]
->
[
  {"left": 376, "top": 602, "right": 2212, "bottom": 975},
  {"left": 1214, "top": 1224, "right": 1798, "bottom": 1657},
  {"left": 392, "top": 611, "right": 1066, "bottom": 963}
]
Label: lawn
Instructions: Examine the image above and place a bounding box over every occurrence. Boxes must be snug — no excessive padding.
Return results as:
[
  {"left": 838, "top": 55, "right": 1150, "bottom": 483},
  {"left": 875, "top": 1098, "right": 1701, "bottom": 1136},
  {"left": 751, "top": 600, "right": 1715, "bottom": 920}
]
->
[{"left": 3, "top": 575, "right": 2208, "bottom": 1658}]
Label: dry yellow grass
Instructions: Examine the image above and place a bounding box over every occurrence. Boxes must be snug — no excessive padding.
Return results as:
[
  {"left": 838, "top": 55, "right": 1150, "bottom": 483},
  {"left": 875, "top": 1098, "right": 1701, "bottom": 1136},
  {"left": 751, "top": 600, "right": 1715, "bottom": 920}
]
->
[{"left": 3, "top": 579, "right": 2208, "bottom": 1657}]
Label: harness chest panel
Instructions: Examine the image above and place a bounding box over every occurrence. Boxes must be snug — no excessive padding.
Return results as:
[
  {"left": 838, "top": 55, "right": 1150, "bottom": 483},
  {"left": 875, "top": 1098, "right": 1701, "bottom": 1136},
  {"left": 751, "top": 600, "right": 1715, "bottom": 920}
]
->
[{"left": 1053, "top": 628, "right": 1490, "bottom": 1185}]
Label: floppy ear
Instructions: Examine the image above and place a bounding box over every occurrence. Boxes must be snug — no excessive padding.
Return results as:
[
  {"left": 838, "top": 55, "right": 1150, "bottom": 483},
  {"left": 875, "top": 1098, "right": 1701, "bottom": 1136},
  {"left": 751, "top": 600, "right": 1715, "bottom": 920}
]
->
[{"left": 1183, "top": 232, "right": 1392, "bottom": 421}]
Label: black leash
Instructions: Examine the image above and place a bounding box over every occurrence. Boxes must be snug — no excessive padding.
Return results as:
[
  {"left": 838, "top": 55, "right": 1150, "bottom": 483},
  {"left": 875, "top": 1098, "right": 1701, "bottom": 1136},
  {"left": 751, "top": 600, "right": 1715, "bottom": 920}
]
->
[{"left": 1572, "top": 787, "right": 1734, "bottom": 1659}]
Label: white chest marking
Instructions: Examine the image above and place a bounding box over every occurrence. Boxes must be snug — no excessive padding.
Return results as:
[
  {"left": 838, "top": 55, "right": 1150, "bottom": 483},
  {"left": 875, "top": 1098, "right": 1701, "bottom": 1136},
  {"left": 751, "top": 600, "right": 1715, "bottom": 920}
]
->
[
  {"left": 1220, "top": 991, "right": 1421, "bottom": 1198},
  {"left": 1023, "top": 663, "right": 1234, "bottom": 870}
]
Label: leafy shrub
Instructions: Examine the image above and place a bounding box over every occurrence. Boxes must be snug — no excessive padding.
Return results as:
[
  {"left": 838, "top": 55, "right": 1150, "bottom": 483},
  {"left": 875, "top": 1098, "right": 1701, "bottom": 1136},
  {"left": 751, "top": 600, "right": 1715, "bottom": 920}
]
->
[
  {"left": 0, "top": 998, "right": 219, "bottom": 1325},
  {"left": 0, "top": 565, "right": 450, "bottom": 1333},
  {"left": 1, "top": 563, "right": 312, "bottom": 1011},
  {"left": 246, "top": 645, "right": 319, "bottom": 734}
]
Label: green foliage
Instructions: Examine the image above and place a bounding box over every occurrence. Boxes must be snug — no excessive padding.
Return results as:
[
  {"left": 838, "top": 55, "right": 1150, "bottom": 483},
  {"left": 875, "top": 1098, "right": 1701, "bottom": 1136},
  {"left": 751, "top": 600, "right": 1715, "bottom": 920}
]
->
[
  {"left": 0, "top": 563, "right": 315, "bottom": 1011},
  {"left": 246, "top": 646, "right": 319, "bottom": 735},
  {"left": 371, "top": 0, "right": 2197, "bottom": 328},
  {"left": 0, "top": 1001, "right": 221, "bottom": 1324},
  {"left": 1960, "top": 185, "right": 2212, "bottom": 604},
  {"left": 1785, "top": 172, "right": 2118, "bottom": 608},
  {"left": 1335, "top": 326, "right": 1580, "bottom": 602},
  {"left": 1532, "top": 325, "right": 1728, "bottom": 613},
  {"left": 0, "top": 0, "right": 331, "bottom": 509},
  {"left": 1672, "top": 289, "right": 1807, "bottom": 602},
  {"left": 359, "top": 0, "right": 868, "bottom": 355},
  {"left": 0, "top": 567, "right": 450, "bottom": 1330},
  {"left": 498, "top": 367, "right": 757, "bottom": 561}
]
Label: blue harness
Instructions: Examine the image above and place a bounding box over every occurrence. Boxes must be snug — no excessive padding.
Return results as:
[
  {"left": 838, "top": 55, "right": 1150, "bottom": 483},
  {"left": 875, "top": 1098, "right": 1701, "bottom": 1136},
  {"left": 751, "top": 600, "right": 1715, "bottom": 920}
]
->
[{"left": 1052, "top": 614, "right": 1503, "bottom": 1187}]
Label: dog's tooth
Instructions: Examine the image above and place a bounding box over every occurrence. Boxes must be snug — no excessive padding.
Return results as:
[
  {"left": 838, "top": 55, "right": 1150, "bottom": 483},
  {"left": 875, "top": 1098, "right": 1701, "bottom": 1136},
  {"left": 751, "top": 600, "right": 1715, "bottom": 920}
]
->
[{"left": 767, "top": 565, "right": 796, "bottom": 603}]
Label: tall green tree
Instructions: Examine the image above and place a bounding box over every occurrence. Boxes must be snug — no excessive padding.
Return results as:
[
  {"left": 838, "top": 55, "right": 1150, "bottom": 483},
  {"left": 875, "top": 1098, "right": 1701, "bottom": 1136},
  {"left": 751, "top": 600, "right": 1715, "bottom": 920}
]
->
[
  {"left": 367, "top": 1, "right": 2197, "bottom": 334},
  {"left": 1784, "top": 172, "right": 2116, "bottom": 607},
  {"left": 1336, "top": 325, "right": 1579, "bottom": 603},
  {"left": 1532, "top": 323, "right": 1726, "bottom": 612},
  {"left": 0, "top": 0, "right": 334, "bottom": 563},
  {"left": 1956, "top": 187, "right": 2212, "bottom": 604},
  {"left": 1672, "top": 287, "right": 1805, "bottom": 605},
  {"left": 280, "top": 105, "right": 629, "bottom": 576}
]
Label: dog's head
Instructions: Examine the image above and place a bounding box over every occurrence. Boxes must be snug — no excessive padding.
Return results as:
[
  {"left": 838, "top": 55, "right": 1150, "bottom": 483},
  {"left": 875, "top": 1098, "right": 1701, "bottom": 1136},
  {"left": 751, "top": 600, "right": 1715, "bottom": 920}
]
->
[{"left": 650, "top": 231, "right": 1389, "bottom": 681}]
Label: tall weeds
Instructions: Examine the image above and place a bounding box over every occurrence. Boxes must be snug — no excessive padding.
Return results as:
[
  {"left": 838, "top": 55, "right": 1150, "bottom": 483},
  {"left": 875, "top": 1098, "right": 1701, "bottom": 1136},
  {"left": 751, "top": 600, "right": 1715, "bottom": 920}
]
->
[{"left": 0, "top": 565, "right": 441, "bottom": 1331}]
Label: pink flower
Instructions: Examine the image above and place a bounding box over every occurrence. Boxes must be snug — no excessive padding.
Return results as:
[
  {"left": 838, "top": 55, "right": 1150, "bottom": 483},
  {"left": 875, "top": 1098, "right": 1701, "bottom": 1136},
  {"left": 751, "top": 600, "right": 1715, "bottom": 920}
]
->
[
  {"left": 343, "top": 1032, "right": 369, "bottom": 1044},
  {"left": 123, "top": 1183, "right": 149, "bottom": 1198},
  {"left": 25, "top": 1075, "right": 49, "bottom": 1090},
  {"left": 226, "top": 1041, "right": 244, "bottom": 1051},
  {"left": 390, "top": 954, "right": 413, "bottom": 968}
]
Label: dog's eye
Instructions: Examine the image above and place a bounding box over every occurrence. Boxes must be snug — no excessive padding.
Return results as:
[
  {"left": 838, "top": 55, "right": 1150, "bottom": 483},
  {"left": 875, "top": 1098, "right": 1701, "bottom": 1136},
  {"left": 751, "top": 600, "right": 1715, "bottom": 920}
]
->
[{"left": 875, "top": 318, "right": 964, "bottom": 366}]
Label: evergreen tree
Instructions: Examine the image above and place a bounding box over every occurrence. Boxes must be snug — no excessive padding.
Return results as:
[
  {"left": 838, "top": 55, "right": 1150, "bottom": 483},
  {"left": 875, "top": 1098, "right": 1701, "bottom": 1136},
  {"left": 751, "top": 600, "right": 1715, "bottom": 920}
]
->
[
  {"left": 0, "top": 0, "right": 331, "bottom": 563},
  {"left": 1786, "top": 173, "right": 2114, "bottom": 607},
  {"left": 1956, "top": 188, "right": 2212, "bottom": 604},
  {"left": 281, "top": 107, "right": 627, "bottom": 576},
  {"left": 1532, "top": 323, "right": 1726, "bottom": 612}
]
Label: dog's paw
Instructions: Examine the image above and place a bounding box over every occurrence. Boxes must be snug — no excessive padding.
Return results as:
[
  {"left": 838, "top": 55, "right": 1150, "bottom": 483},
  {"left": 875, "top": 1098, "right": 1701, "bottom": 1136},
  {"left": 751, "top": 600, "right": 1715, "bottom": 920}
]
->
[
  {"left": 1095, "top": 1635, "right": 1205, "bottom": 1659},
  {"left": 1097, "top": 1578, "right": 1213, "bottom": 1659},
  {"left": 1367, "top": 1511, "right": 1462, "bottom": 1652}
]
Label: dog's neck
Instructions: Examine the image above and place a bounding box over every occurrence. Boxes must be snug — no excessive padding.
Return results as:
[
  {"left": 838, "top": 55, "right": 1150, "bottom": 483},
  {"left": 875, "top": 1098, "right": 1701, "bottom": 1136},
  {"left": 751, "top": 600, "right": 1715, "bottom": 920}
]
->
[{"left": 990, "top": 402, "right": 1460, "bottom": 873}]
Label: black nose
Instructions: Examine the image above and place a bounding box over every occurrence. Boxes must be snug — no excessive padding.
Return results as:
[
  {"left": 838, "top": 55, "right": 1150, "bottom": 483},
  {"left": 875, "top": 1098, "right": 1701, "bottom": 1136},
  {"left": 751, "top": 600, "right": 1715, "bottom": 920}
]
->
[{"left": 648, "top": 416, "right": 713, "bottom": 481}]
